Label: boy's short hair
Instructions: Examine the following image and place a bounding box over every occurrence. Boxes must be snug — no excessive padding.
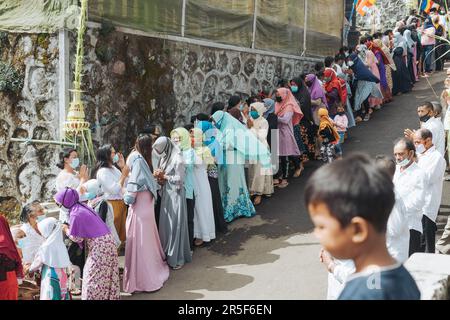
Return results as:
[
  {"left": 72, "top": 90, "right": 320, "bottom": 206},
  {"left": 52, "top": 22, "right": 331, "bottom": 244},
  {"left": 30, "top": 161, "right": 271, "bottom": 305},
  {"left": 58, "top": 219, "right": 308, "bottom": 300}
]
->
[
  {"left": 304, "top": 153, "right": 395, "bottom": 233},
  {"left": 375, "top": 155, "right": 396, "bottom": 179}
]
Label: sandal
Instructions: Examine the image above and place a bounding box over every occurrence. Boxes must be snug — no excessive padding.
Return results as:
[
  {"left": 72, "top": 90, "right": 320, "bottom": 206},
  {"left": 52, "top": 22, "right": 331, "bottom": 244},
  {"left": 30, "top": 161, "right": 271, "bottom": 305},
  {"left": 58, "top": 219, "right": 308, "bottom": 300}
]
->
[
  {"left": 253, "top": 196, "right": 262, "bottom": 206},
  {"left": 278, "top": 181, "right": 289, "bottom": 188},
  {"left": 194, "top": 239, "right": 204, "bottom": 247}
]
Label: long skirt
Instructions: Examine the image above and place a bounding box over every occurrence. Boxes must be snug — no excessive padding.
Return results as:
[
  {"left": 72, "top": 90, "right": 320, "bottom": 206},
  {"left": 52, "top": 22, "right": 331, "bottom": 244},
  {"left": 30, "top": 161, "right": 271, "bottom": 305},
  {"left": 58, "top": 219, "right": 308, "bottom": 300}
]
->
[
  {"left": 159, "top": 181, "right": 192, "bottom": 268},
  {"left": 124, "top": 191, "right": 169, "bottom": 293},
  {"left": 208, "top": 176, "right": 228, "bottom": 234},
  {"left": 354, "top": 80, "right": 381, "bottom": 111},
  {"left": 193, "top": 165, "right": 216, "bottom": 242},
  {"left": 218, "top": 150, "right": 255, "bottom": 223},
  {"left": 80, "top": 234, "right": 120, "bottom": 300},
  {"left": 40, "top": 265, "right": 70, "bottom": 300},
  {"left": 293, "top": 124, "right": 307, "bottom": 160},
  {"left": 0, "top": 271, "right": 18, "bottom": 300},
  {"left": 109, "top": 200, "right": 127, "bottom": 243}
]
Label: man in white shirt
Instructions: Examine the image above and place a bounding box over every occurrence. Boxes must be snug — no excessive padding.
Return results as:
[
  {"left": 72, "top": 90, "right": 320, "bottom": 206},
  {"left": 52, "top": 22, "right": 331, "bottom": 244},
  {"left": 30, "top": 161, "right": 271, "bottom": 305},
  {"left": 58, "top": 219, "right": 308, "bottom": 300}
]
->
[
  {"left": 375, "top": 155, "right": 410, "bottom": 263},
  {"left": 413, "top": 129, "right": 446, "bottom": 253},
  {"left": 393, "top": 138, "right": 426, "bottom": 257},
  {"left": 405, "top": 102, "right": 445, "bottom": 156}
]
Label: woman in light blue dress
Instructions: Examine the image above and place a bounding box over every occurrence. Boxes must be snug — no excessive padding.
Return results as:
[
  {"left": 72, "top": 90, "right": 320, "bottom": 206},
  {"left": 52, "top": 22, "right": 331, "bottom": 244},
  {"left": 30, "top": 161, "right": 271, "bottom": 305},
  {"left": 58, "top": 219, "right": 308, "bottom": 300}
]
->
[{"left": 211, "top": 111, "right": 271, "bottom": 223}]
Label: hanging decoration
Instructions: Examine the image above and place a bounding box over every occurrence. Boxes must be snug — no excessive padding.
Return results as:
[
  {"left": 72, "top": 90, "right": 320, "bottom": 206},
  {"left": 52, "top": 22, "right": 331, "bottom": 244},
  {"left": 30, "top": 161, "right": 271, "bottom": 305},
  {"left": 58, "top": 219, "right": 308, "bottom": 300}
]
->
[{"left": 63, "top": 0, "right": 95, "bottom": 166}]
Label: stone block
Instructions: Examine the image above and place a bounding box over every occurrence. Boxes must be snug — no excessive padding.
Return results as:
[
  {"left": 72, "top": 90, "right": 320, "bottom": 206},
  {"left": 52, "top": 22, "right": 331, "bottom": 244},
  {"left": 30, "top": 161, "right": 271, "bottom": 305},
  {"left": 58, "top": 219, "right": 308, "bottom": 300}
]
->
[{"left": 405, "top": 253, "right": 450, "bottom": 300}]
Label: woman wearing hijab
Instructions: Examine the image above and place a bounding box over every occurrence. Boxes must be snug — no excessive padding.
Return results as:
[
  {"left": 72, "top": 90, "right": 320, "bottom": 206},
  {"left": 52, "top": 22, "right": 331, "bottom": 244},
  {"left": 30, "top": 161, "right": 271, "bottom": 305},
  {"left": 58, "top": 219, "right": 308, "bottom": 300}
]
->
[
  {"left": 403, "top": 29, "right": 418, "bottom": 83},
  {"left": 195, "top": 122, "right": 228, "bottom": 234},
  {"left": 274, "top": 88, "right": 304, "bottom": 187},
  {"left": 347, "top": 52, "right": 383, "bottom": 122},
  {"left": 0, "top": 214, "right": 23, "bottom": 300},
  {"left": 29, "top": 217, "right": 71, "bottom": 300},
  {"left": 305, "top": 74, "right": 328, "bottom": 126},
  {"left": 188, "top": 127, "right": 216, "bottom": 245},
  {"left": 54, "top": 188, "right": 120, "bottom": 300},
  {"left": 373, "top": 39, "right": 395, "bottom": 102},
  {"left": 318, "top": 108, "right": 341, "bottom": 163},
  {"left": 123, "top": 135, "right": 169, "bottom": 294},
  {"left": 152, "top": 137, "right": 192, "bottom": 269},
  {"left": 263, "top": 98, "right": 278, "bottom": 151},
  {"left": 357, "top": 44, "right": 383, "bottom": 110},
  {"left": 392, "top": 32, "right": 413, "bottom": 95},
  {"left": 323, "top": 69, "right": 346, "bottom": 117},
  {"left": 247, "top": 102, "right": 274, "bottom": 206},
  {"left": 210, "top": 111, "right": 271, "bottom": 222},
  {"left": 290, "top": 77, "right": 316, "bottom": 161}
]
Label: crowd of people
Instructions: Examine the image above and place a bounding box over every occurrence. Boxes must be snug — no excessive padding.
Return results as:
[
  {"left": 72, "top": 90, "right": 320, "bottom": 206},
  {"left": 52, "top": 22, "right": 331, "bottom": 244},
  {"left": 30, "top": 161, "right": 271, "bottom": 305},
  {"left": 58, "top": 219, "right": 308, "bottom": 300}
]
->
[{"left": 1, "top": 8, "right": 450, "bottom": 301}]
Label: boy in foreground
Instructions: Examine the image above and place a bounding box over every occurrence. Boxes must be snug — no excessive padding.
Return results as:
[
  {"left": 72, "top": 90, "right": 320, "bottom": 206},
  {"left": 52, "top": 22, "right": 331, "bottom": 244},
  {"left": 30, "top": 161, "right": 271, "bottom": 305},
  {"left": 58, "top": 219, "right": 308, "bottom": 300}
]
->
[{"left": 304, "top": 153, "right": 420, "bottom": 300}]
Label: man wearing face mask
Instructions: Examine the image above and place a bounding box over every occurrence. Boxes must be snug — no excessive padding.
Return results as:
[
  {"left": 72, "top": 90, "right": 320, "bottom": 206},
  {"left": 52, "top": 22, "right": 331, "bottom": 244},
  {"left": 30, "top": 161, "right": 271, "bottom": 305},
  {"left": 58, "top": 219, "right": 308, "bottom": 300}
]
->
[
  {"left": 405, "top": 102, "right": 445, "bottom": 157},
  {"left": 413, "top": 129, "right": 446, "bottom": 254},
  {"left": 393, "top": 138, "right": 426, "bottom": 256}
]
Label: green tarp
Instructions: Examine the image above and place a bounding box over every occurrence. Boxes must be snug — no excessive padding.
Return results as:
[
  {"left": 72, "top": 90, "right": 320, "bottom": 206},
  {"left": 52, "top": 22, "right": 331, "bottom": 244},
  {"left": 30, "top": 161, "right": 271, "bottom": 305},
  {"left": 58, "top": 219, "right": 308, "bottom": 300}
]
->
[
  {"left": 0, "top": 0, "right": 344, "bottom": 56},
  {"left": 0, "top": 0, "right": 79, "bottom": 33}
]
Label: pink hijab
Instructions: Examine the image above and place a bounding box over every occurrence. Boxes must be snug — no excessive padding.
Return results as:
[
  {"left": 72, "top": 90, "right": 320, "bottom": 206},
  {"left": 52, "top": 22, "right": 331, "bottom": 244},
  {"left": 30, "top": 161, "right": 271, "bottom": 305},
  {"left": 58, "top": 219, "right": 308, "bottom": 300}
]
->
[{"left": 275, "top": 87, "right": 304, "bottom": 126}]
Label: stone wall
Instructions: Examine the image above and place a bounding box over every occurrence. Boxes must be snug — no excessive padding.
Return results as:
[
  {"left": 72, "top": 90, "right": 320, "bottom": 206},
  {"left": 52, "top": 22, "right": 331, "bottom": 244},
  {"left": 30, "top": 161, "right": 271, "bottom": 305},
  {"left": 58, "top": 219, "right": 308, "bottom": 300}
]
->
[
  {"left": 1, "top": 26, "right": 319, "bottom": 221},
  {"left": 357, "top": 0, "right": 413, "bottom": 32},
  {"left": 0, "top": 33, "right": 60, "bottom": 222}
]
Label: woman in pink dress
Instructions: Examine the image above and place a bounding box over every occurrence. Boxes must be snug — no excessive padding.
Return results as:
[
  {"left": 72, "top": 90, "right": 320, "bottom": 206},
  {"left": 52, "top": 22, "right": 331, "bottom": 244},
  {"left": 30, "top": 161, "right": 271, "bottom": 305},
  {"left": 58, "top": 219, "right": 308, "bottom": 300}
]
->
[{"left": 123, "top": 135, "right": 169, "bottom": 293}]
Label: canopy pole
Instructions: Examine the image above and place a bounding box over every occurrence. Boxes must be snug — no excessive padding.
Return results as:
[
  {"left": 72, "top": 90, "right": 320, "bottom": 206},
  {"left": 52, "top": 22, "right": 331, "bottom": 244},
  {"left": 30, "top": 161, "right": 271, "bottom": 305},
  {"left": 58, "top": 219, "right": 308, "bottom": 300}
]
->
[
  {"left": 301, "top": 0, "right": 308, "bottom": 56},
  {"left": 181, "top": 0, "right": 187, "bottom": 37},
  {"left": 251, "top": 0, "right": 258, "bottom": 49}
]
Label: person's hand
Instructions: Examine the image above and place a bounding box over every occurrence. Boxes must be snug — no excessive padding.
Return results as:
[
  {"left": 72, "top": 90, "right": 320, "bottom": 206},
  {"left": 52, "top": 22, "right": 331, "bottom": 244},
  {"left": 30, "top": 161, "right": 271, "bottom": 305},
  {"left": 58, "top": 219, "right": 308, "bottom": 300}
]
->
[
  {"left": 121, "top": 165, "right": 130, "bottom": 177},
  {"left": 78, "top": 185, "right": 87, "bottom": 195},
  {"left": 320, "top": 250, "right": 335, "bottom": 273},
  {"left": 117, "top": 153, "right": 125, "bottom": 169},
  {"left": 246, "top": 117, "right": 254, "bottom": 129},
  {"left": 79, "top": 165, "right": 89, "bottom": 181},
  {"left": 23, "top": 263, "right": 31, "bottom": 275},
  {"left": 62, "top": 224, "right": 69, "bottom": 235},
  {"left": 404, "top": 128, "right": 415, "bottom": 140}
]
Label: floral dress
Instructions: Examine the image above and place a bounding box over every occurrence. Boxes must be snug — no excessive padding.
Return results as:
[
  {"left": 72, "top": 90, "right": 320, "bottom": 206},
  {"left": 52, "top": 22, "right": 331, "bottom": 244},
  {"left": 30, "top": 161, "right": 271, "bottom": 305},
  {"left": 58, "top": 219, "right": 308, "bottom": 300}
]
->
[{"left": 69, "top": 233, "right": 120, "bottom": 300}]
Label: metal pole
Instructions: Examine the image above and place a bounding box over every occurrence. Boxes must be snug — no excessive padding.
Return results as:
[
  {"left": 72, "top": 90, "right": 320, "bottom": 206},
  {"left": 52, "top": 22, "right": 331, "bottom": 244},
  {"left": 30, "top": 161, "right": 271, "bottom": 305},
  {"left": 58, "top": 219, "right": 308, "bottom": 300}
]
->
[
  {"left": 10, "top": 138, "right": 77, "bottom": 147},
  {"left": 251, "top": 0, "right": 258, "bottom": 49},
  {"left": 301, "top": 0, "right": 308, "bottom": 56},
  {"left": 181, "top": 0, "right": 187, "bottom": 37}
]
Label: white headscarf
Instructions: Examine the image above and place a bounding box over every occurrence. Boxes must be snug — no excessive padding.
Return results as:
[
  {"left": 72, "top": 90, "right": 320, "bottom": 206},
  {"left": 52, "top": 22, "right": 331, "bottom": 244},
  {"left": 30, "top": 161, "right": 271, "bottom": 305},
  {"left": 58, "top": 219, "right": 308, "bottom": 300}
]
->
[{"left": 35, "top": 217, "right": 71, "bottom": 269}]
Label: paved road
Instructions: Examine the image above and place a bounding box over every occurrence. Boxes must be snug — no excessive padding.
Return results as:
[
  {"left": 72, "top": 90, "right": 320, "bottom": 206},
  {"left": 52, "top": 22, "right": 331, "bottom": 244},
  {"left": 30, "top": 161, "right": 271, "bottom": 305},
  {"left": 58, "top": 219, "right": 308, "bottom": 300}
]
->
[{"left": 122, "top": 71, "right": 448, "bottom": 300}]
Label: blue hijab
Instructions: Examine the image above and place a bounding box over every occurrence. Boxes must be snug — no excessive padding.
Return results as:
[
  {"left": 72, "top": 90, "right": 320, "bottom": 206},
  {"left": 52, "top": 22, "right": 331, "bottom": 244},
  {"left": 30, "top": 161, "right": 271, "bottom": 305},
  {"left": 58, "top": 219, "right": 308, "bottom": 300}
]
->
[
  {"left": 263, "top": 98, "right": 275, "bottom": 119},
  {"left": 348, "top": 53, "right": 380, "bottom": 83},
  {"left": 197, "top": 120, "right": 222, "bottom": 161},
  {"left": 211, "top": 111, "right": 272, "bottom": 169}
]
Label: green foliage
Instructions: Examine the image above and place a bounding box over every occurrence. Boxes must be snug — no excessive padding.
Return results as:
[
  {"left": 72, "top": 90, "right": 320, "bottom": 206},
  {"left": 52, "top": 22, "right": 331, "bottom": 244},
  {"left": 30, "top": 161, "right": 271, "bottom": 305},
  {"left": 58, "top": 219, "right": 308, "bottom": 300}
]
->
[{"left": 0, "top": 61, "right": 24, "bottom": 95}]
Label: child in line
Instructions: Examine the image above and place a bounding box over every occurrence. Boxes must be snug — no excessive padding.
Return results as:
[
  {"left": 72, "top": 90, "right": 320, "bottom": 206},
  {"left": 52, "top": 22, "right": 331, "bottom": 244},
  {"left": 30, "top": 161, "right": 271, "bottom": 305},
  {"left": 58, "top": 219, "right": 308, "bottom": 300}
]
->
[
  {"left": 318, "top": 108, "right": 340, "bottom": 163},
  {"left": 29, "top": 217, "right": 72, "bottom": 300},
  {"left": 305, "top": 153, "right": 420, "bottom": 300},
  {"left": 333, "top": 104, "right": 349, "bottom": 158}
]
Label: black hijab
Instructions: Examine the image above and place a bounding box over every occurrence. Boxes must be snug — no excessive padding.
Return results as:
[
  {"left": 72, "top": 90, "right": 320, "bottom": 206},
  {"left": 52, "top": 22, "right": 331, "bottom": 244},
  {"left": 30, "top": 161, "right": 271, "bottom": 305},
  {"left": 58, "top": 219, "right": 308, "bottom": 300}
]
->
[{"left": 292, "top": 77, "right": 313, "bottom": 124}]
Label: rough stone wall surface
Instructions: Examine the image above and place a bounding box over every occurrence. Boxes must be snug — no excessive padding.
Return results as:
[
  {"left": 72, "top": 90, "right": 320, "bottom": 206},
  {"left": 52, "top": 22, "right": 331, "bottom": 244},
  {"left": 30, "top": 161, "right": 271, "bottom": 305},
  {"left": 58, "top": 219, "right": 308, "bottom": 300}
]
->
[
  {"left": 1, "top": 27, "right": 319, "bottom": 221},
  {"left": 79, "top": 27, "right": 318, "bottom": 158},
  {"left": 357, "top": 0, "right": 411, "bottom": 32},
  {"left": 0, "top": 33, "right": 60, "bottom": 222}
]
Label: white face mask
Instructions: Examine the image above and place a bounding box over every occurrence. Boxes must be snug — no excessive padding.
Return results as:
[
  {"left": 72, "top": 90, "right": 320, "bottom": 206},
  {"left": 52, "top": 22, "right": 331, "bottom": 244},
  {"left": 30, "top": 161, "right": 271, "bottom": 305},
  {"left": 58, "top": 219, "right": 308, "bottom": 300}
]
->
[
  {"left": 415, "top": 144, "right": 426, "bottom": 154},
  {"left": 396, "top": 157, "right": 410, "bottom": 167},
  {"left": 347, "top": 61, "right": 354, "bottom": 67}
]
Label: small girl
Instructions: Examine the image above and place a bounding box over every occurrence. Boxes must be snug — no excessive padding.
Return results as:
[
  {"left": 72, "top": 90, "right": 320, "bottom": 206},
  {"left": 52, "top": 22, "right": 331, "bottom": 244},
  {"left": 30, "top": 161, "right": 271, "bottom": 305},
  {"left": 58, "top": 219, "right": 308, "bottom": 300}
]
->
[
  {"left": 333, "top": 104, "right": 349, "bottom": 158},
  {"left": 318, "top": 108, "right": 341, "bottom": 163},
  {"left": 29, "top": 217, "right": 71, "bottom": 300}
]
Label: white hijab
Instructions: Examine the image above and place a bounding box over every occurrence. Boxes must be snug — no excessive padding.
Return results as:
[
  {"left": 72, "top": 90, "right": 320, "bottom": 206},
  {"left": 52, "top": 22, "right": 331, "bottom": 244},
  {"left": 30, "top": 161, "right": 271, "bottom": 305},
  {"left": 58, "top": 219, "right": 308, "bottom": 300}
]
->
[{"left": 35, "top": 217, "right": 71, "bottom": 269}]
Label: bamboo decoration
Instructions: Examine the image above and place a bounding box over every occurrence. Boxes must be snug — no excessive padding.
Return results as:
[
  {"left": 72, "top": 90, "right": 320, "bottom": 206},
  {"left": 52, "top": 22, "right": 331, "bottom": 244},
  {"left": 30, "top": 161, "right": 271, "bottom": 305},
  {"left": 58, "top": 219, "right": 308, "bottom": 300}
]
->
[{"left": 64, "top": 0, "right": 95, "bottom": 166}]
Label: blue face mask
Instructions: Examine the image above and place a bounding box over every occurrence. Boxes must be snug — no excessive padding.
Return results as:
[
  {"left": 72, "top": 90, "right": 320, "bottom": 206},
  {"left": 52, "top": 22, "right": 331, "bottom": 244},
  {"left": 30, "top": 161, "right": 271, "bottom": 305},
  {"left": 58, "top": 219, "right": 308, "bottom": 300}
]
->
[
  {"left": 36, "top": 215, "right": 46, "bottom": 223},
  {"left": 17, "top": 238, "right": 27, "bottom": 249},
  {"left": 70, "top": 158, "right": 80, "bottom": 169},
  {"left": 113, "top": 154, "right": 119, "bottom": 164},
  {"left": 291, "top": 86, "right": 299, "bottom": 93},
  {"left": 239, "top": 104, "right": 244, "bottom": 111},
  {"left": 250, "top": 110, "right": 260, "bottom": 119}
]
